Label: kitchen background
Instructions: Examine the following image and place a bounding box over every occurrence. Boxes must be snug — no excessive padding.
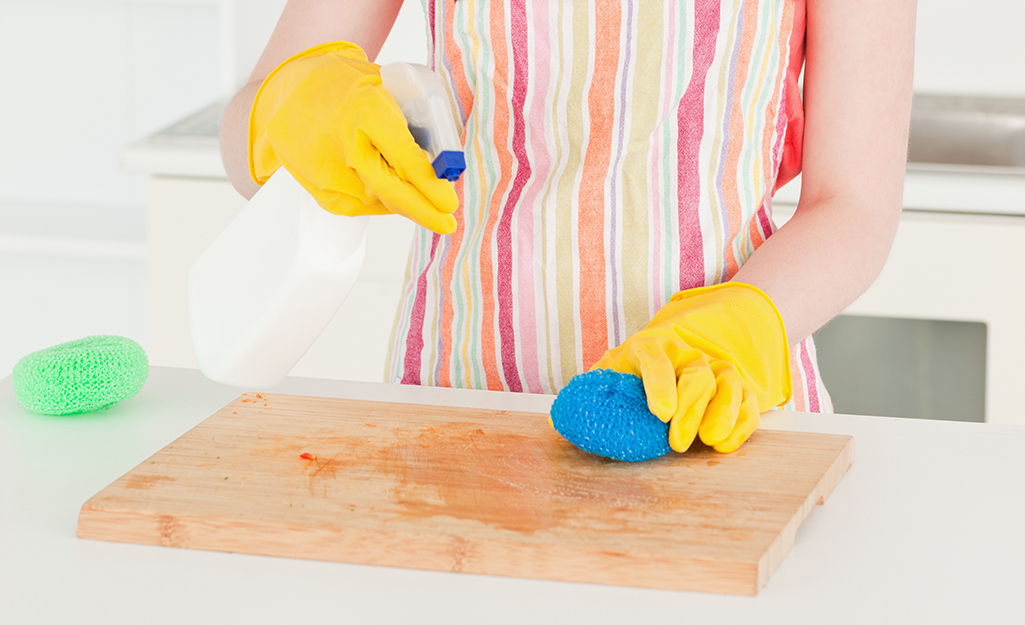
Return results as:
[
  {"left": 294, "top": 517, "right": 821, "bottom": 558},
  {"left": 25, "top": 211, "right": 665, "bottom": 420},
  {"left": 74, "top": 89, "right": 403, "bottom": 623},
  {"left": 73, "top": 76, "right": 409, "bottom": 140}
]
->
[{"left": 2, "top": 0, "right": 1023, "bottom": 423}]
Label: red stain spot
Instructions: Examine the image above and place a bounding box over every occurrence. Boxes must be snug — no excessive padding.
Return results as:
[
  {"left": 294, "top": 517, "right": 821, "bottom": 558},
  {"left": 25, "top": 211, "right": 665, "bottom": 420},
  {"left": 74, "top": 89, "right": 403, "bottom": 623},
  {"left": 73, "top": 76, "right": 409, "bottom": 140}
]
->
[{"left": 299, "top": 452, "right": 315, "bottom": 460}]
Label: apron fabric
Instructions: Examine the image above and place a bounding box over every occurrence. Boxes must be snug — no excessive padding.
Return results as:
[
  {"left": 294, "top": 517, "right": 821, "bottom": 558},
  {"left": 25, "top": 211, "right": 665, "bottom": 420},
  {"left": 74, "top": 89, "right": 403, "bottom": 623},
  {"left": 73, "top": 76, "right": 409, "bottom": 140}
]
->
[{"left": 385, "top": 0, "right": 832, "bottom": 413}]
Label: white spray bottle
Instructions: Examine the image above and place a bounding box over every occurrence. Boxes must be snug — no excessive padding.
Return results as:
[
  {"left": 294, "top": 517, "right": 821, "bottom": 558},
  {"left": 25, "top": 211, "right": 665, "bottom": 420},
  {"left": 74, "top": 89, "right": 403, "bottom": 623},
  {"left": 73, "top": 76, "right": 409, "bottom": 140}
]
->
[{"left": 188, "top": 62, "right": 464, "bottom": 388}]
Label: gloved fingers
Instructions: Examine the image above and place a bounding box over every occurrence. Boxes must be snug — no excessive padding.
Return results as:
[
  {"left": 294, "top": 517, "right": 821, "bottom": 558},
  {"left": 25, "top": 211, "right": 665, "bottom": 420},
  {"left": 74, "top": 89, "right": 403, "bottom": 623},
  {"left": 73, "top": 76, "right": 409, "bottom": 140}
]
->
[
  {"left": 589, "top": 347, "right": 626, "bottom": 374},
  {"left": 698, "top": 360, "right": 743, "bottom": 447},
  {"left": 345, "top": 129, "right": 458, "bottom": 233},
  {"left": 712, "top": 384, "right": 762, "bottom": 453},
  {"left": 626, "top": 337, "right": 681, "bottom": 422},
  {"left": 348, "top": 84, "right": 460, "bottom": 215},
  {"left": 349, "top": 138, "right": 458, "bottom": 233},
  {"left": 289, "top": 163, "right": 388, "bottom": 216},
  {"left": 666, "top": 356, "right": 716, "bottom": 453},
  {"left": 376, "top": 135, "right": 461, "bottom": 216},
  {"left": 312, "top": 187, "right": 392, "bottom": 217}
]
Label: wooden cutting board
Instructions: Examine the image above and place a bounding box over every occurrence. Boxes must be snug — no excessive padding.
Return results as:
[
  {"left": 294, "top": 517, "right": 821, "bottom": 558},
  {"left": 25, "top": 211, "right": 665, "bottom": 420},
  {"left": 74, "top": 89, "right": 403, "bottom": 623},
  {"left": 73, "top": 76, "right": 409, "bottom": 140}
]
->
[{"left": 78, "top": 392, "right": 854, "bottom": 595}]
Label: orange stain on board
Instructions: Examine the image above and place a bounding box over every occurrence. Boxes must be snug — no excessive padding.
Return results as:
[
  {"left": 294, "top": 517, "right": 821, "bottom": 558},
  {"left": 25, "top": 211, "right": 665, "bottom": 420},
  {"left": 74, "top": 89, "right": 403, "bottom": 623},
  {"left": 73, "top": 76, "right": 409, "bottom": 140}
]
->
[
  {"left": 384, "top": 423, "right": 684, "bottom": 534},
  {"left": 386, "top": 424, "right": 564, "bottom": 533},
  {"left": 245, "top": 417, "right": 752, "bottom": 537}
]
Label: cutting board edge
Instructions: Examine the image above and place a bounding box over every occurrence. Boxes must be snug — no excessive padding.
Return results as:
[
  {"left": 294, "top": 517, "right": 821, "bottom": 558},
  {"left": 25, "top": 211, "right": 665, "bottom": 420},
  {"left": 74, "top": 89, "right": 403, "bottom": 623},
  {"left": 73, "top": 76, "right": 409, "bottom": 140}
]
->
[
  {"left": 755, "top": 433, "right": 855, "bottom": 590},
  {"left": 76, "top": 503, "right": 762, "bottom": 595}
]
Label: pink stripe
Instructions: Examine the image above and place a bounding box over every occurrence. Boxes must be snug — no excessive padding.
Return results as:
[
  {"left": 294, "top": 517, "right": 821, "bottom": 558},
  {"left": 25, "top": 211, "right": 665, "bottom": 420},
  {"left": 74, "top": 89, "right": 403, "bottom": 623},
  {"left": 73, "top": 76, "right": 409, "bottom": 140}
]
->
[
  {"left": 427, "top": 0, "right": 436, "bottom": 60},
  {"left": 515, "top": 6, "right": 553, "bottom": 394},
  {"left": 769, "top": 87, "right": 788, "bottom": 188},
  {"left": 400, "top": 233, "right": 442, "bottom": 385},
  {"left": 495, "top": 0, "right": 532, "bottom": 393},
  {"left": 677, "top": 0, "right": 720, "bottom": 290},
  {"left": 756, "top": 204, "right": 773, "bottom": 240},
  {"left": 799, "top": 339, "right": 821, "bottom": 412}
]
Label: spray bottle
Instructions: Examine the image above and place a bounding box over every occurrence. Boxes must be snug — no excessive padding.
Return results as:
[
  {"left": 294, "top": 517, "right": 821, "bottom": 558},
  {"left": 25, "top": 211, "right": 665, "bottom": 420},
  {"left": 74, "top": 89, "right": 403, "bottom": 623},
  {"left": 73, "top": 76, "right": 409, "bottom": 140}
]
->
[{"left": 188, "top": 63, "right": 464, "bottom": 388}]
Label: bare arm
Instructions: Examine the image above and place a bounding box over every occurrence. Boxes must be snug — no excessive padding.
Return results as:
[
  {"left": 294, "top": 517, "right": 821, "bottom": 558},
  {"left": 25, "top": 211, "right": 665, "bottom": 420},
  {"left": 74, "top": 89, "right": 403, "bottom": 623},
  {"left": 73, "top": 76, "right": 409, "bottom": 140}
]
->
[
  {"left": 732, "top": 0, "right": 917, "bottom": 344},
  {"left": 221, "top": 0, "right": 406, "bottom": 199}
]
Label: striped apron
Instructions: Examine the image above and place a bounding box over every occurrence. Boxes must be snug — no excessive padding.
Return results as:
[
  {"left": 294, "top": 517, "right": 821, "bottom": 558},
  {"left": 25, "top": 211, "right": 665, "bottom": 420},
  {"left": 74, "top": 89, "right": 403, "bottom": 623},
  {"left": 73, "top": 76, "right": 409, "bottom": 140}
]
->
[{"left": 385, "top": 0, "right": 831, "bottom": 413}]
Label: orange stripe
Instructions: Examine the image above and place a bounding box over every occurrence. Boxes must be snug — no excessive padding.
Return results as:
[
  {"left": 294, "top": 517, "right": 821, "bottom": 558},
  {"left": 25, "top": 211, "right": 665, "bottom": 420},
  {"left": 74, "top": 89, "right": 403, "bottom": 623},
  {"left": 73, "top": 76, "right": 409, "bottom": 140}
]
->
[
  {"left": 437, "top": 186, "right": 467, "bottom": 388},
  {"left": 477, "top": 0, "right": 512, "bottom": 390},
  {"left": 436, "top": 1, "right": 471, "bottom": 387},
  {"left": 444, "top": 1, "right": 474, "bottom": 126},
  {"left": 723, "top": 0, "right": 760, "bottom": 279},
  {"left": 748, "top": 215, "right": 765, "bottom": 251},
  {"left": 578, "top": 0, "right": 619, "bottom": 368}
]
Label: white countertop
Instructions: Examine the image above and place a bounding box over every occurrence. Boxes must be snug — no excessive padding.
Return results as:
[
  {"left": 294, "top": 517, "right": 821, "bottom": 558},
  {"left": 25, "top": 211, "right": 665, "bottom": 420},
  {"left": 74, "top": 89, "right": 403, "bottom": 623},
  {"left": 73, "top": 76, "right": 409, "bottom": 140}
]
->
[{"left": 2, "top": 366, "right": 1024, "bottom": 623}]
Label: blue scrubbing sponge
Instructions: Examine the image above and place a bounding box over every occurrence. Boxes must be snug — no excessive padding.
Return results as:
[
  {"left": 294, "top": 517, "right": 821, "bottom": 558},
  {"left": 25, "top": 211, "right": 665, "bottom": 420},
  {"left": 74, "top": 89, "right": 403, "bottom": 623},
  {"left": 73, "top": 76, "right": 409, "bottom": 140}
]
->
[
  {"left": 12, "top": 335, "right": 149, "bottom": 416},
  {"left": 550, "top": 369, "right": 671, "bottom": 462}
]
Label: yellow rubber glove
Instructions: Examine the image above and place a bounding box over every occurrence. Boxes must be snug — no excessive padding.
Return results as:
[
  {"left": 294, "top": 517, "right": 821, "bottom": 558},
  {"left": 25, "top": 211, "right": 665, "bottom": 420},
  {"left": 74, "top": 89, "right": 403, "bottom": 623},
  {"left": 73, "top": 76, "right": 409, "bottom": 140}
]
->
[
  {"left": 249, "top": 41, "right": 458, "bottom": 234},
  {"left": 590, "top": 282, "right": 791, "bottom": 453}
]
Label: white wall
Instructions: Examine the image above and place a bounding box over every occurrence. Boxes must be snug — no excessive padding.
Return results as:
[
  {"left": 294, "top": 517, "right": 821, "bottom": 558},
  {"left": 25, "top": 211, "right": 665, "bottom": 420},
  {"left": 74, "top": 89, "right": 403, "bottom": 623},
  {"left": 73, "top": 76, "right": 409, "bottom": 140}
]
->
[
  {"left": 914, "top": 1, "right": 1025, "bottom": 96},
  {"left": 0, "top": 0, "right": 286, "bottom": 211}
]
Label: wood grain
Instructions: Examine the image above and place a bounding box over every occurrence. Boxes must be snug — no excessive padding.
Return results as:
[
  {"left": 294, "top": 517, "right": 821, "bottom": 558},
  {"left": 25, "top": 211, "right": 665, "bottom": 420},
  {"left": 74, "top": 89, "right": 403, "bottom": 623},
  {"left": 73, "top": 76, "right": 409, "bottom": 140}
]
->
[{"left": 77, "top": 392, "right": 854, "bottom": 595}]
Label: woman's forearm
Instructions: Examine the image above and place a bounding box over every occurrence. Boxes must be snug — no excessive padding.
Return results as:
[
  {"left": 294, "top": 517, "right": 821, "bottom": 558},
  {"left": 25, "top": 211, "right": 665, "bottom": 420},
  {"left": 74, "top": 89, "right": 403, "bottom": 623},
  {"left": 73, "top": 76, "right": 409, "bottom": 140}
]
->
[
  {"left": 218, "top": 0, "right": 406, "bottom": 199},
  {"left": 221, "top": 81, "right": 262, "bottom": 199},
  {"left": 734, "top": 0, "right": 916, "bottom": 345},
  {"left": 731, "top": 192, "right": 901, "bottom": 345}
]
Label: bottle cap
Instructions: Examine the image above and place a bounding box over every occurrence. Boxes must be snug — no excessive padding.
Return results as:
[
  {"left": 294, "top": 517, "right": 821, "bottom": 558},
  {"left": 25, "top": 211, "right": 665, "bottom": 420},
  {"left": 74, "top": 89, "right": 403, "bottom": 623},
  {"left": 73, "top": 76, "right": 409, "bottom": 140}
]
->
[{"left": 432, "top": 151, "right": 466, "bottom": 182}]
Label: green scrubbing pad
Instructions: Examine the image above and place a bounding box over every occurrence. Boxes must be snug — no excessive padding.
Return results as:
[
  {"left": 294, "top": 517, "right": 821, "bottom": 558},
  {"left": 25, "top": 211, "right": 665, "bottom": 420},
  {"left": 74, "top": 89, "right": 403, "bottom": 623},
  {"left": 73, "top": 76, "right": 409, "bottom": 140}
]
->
[{"left": 12, "top": 335, "right": 149, "bottom": 416}]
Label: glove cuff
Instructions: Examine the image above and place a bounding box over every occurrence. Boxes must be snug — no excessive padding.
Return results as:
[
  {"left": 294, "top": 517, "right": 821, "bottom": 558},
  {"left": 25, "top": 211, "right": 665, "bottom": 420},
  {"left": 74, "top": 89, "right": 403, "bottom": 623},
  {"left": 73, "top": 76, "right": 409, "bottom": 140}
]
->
[
  {"left": 247, "top": 41, "right": 369, "bottom": 185},
  {"left": 668, "top": 282, "right": 793, "bottom": 408}
]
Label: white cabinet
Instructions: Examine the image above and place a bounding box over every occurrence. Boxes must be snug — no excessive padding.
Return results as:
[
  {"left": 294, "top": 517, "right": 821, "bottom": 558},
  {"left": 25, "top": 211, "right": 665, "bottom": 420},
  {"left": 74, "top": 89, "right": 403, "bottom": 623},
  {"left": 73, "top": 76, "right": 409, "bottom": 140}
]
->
[
  {"left": 775, "top": 179, "right": 1025, "bottom": 425},
  {"left": 845, "top": 210, "right": 1025, "bottom": 426}
]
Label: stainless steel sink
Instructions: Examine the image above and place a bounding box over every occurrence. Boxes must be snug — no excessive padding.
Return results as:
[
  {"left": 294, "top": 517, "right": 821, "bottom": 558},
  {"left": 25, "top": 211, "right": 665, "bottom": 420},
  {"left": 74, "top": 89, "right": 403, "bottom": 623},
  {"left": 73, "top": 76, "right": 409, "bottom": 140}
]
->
[{"left": 908, "top": 94, "right": 1025, "bottom": 174}]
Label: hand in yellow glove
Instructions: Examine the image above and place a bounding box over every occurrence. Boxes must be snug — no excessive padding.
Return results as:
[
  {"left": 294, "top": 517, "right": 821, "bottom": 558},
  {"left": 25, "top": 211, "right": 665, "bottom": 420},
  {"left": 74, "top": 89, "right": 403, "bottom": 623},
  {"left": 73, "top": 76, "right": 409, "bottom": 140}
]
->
[
  {"left": 590, "top": 282, "right": 791, "bottom": 453},
  {"left": 249, "top": 41, "right": 459, "bottom": 234}
]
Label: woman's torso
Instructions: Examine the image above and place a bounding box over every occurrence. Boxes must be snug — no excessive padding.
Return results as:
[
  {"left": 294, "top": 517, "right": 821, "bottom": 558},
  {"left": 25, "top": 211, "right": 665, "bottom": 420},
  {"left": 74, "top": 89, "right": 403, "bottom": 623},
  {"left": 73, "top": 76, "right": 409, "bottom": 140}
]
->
[{"left": 385, "top": 0, "right": 830, "bottom": 412}]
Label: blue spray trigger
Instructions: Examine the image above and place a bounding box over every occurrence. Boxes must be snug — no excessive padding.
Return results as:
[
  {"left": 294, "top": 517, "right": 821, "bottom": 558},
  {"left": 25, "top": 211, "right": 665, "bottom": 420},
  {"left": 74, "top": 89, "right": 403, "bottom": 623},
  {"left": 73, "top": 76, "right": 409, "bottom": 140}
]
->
[{"left": 432, "top": 151, "right": 466, "bottom": 182}]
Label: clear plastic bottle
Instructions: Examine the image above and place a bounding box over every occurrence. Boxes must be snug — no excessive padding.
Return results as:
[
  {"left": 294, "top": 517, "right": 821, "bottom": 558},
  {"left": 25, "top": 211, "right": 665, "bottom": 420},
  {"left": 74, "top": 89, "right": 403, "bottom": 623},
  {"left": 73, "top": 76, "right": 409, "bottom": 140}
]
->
[{"left": 188, "top": 62, "right": 464, "bottom": 388}]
